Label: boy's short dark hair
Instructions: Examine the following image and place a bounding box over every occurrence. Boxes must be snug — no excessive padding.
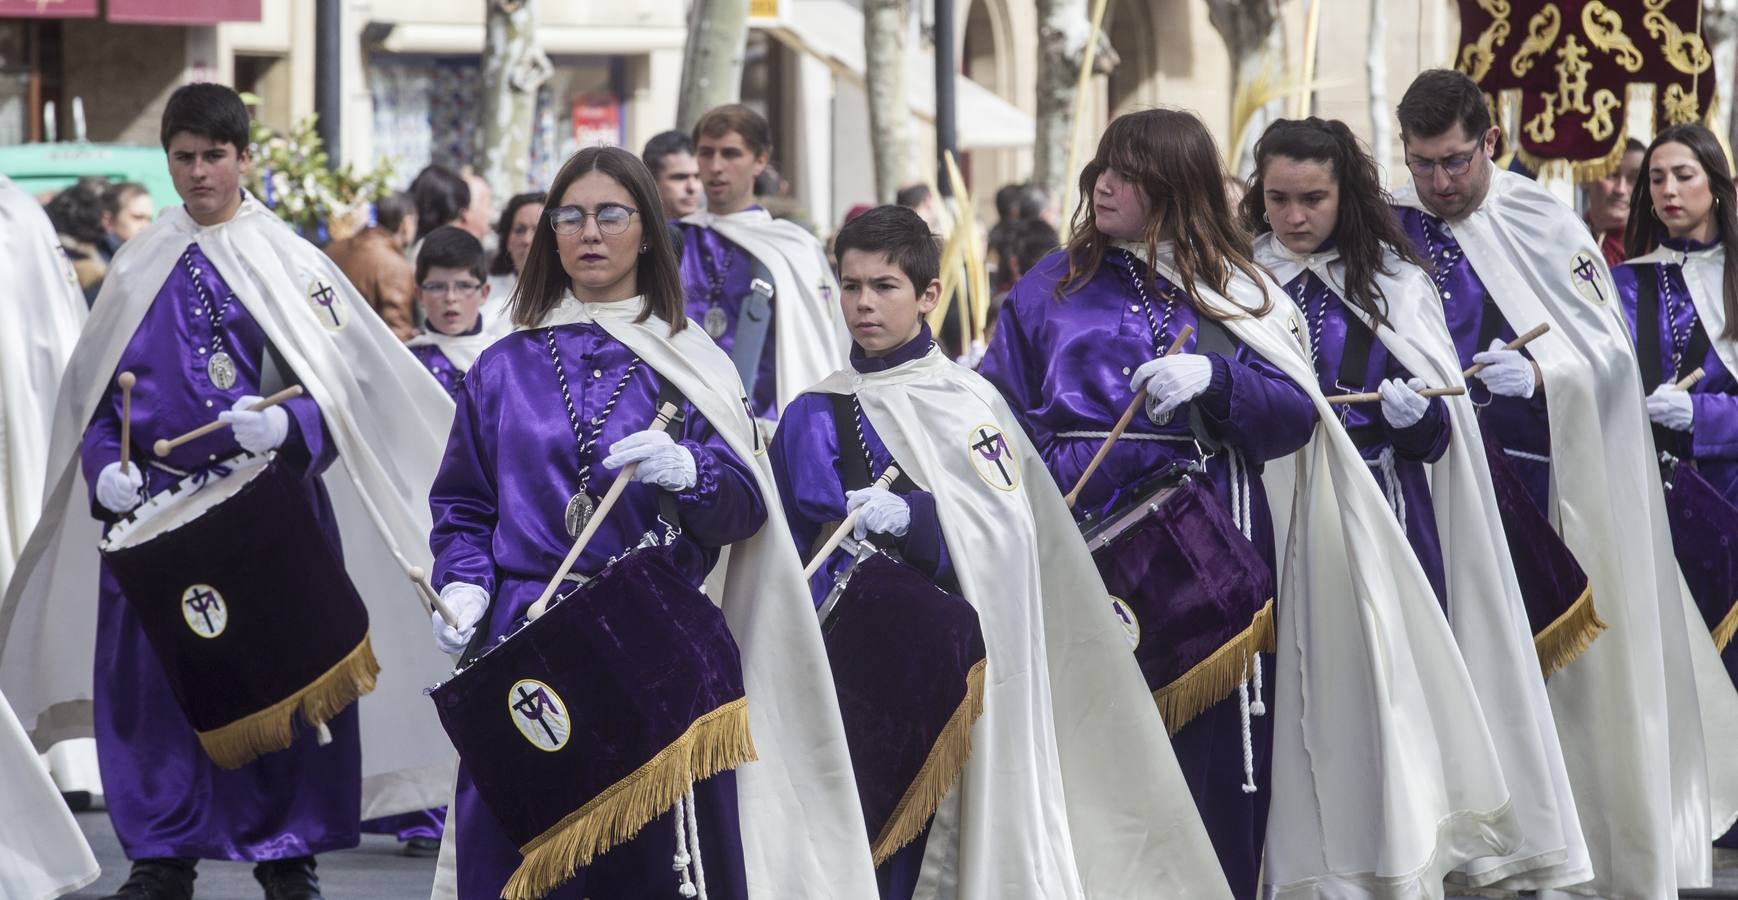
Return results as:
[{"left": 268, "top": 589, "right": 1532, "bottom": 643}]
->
[
  {"left": 1008, "top": 217, "right": 1060, "bottom": 276},
  {"left": 833, "top": 205, "right": 939, "bottom": 290},
  {"left": 159, "top": 82, "right": 252, "bottom": 154},
  {"left": 693, "top": 104, "right": 773, "bottom": 158},
  {"left": 1396, "top": 69, "right": 1492, "bottom": 141},
  {"left": 416, "top": 225, "right": 486, "bottom": 284},
  {"left": 642, "top": 130, "right": 695, "bottom": 177}
]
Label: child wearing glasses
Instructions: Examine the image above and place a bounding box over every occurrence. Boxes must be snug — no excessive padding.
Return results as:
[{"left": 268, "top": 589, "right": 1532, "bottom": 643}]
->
[{"left": 407, "top": 225, "right": 494, "bottom": 398}]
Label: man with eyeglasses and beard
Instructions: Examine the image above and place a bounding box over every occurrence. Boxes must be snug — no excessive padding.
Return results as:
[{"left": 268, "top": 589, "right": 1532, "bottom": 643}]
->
[{"left": 1390, "top": 68, "right": 1738, "bottom": 899}]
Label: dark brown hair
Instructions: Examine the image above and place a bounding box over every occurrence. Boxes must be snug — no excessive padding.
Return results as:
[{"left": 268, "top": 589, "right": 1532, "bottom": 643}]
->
[
  {"left": 692, "top": 104, "right": 773, "bottom": 159},
  {"left": 489, "top": 190, "right": 546, "bottom": 275},
  {"left": 1242, "top": 117, "right": 1428, "bottom": 329},
  {"left": 1060, "top": 108, "right": 1271, "bottom": 319},
  {"left": 510, "top": 146, "right": 686, "bottom": 334},
  {"left": 1626, "top": 122, "right": 1738, "bottom": 340},
  {"left": 833, "top": 204, "right": 940, "bottom": 288},
  {"left": 1396, "top": 69, "right": 1491, "bottom": 142}
]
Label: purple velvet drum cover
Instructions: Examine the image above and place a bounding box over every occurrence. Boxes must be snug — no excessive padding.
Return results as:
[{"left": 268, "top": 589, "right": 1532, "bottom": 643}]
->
[
  {"left": 429, "top": 546, "right": 756, "bottom": 900},
  {"left": 1083, "top": 471, "right": 1274, "bottom": 734},
  {"left": 1480, "top": 430, "right": 1604, "bottom": 676},
  {"left": 820, "top": 550, "right": 986, "bottom": 866},
  {"left": 98, "top": 453, "right": 378, "bottom": 770},
  {"left": 1663, "top": 458, "right": 1738, "bottom": 650}
]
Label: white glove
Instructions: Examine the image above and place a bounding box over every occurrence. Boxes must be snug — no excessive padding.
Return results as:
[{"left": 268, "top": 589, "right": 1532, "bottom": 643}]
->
[
  {"left": 845, "top": 486, "right": 911, "bottom": 540},
  {"left": 1646, "top": 384, "right": 1695, "bottom": 432},
  {"left": 1130, "top": 354, "right": 1214, "bottom": 423},
  {"left": 1379, "top": 377, "right": 1431, "bottom": 429},
  {"left": 96, "top": 460, "right": 144, "bottom": 514},
  {"left": 1470, "top": 339, "right": 1537, "bottom": 399},
  {"left": 602, "top": 429, "right": 697, "bottom": 492},
  {"left": 218, "top": 395, "right": 290, "bottom": 454},
  {"left": 432, "top": 582, "right": 490, "bottom": 656}
]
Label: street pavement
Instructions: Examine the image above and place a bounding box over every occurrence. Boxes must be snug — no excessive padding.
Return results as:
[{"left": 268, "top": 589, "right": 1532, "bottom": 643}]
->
[{"left": 66, "top": 810, "right": 436, "bottom": 899}]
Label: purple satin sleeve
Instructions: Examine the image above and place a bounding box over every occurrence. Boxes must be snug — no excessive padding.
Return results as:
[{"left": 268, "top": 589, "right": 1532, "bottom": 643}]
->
[
  {"left": 1694, "top": 393, "right": 1738, "bottom": 460},
  {"left": 1388, "top": 398, "right": 1451, "bottom": 463},
  {"left": 668, "top": 434, "right": 765, "bottom": 549},
  {"left": 979, "top": 298, "right": 1048, "bottom": 448},
  {"left": 429, "top": 377, "right": 501, "bottom": 595},
  {"left": 275, "top": 393, "right": 334, "bottom": 478},
  {"left": 1193, "top": 353, "right": 1316, "bottom": 460}
]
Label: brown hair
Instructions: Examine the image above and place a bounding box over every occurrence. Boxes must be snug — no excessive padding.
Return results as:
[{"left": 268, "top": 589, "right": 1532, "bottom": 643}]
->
[
  {"left": 692, "top": 104, "right": 773, "bottom": 160},
  {"left": 510, "top": 146, "right": 687, "bottom": 334},
  {"left": 1627, "top": 122, "right": 1738, "bottom": 341},
  {"left": 1060, "top": 108, "right": 1271, "bottom": 319}
]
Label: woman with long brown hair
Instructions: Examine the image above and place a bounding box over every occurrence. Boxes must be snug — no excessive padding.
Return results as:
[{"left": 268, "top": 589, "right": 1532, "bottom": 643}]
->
[
  {"left": 979, "top": 108, "right": 1317, "bottom": 897},
  {"left": 425, "top": 146, "right": 878, "bottom": 898}
]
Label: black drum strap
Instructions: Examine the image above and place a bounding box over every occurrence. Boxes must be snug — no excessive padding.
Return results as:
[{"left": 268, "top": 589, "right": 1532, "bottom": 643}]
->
[
  {"left": 1337, "top": 314, "right": 1376, "bottom": 392},
  {"left": 1685, "top": 317, "right": 1714, "bottom": 383},
  {"left": 1637, "top": 264, "right": 1665, "bottom": 391},
  {"left": 1476, "top": 293, "right": 1510, "bottom": 355},
  {"left": 1192, "top": 316, "right": 1236, "bottom": 358}
]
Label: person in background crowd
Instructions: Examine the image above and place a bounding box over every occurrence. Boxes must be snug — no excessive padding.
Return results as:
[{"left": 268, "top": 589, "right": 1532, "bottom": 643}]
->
[
  {"left": 484, "top": 190, "right": 545, "bottom": 330},
  {"left": 895, "top": 182, "right": 940, "bottom": 230},
  {"left": 459, "top": 170, "right": 494, "bottom": 248},
  {"left": 98, "top": 181, "right": 154, "bottom": 261},
  {"left": 1583, "top": 138, "right": 1645, "bottom": 267},
  {"left": 642, "top": 129, "right": 702, "bottom": 219},
  {"left": 45, "top": 180, "right": 109, "bottom": 303},
  {"left": 325, "top": 190, "right": 418, "bottom": 342},
  {"left": 408, "top": 164, "right": 470, "bottom": 247}
]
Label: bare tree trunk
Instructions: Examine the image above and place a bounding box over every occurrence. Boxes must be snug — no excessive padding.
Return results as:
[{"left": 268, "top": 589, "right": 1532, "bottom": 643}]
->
[
  {"left": 475, "top": 0, "right": 550, "bottom": 202},
  {"left": 1208, "top": 0, "right": 1282, "bottom": 176},
  {"left": 865, "top": 0, "right": 909, "bottom": 203},
  {"left": 1366, "top": 0, "right": 1392, "bottom": 182},
  {"left": 1704, "top": 1, "right": 1738, "bottom": 148},
  {"left": 678, "top": 0, "right": 751, "bottom": 133},
  {"left": 1034, "top": 0, "right": 1090, "bottom": 202}
]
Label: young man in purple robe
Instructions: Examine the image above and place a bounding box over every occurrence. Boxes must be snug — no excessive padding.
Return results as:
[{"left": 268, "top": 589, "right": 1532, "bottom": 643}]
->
[
  {"left": 404, "top": 225, "right": 494, "bottom": 401},
  {"left": 674, "top": 104, "right": 845, "bottom": 423},
  {"left": 0, "top": 83, "right": 459, "bottom": 900}
]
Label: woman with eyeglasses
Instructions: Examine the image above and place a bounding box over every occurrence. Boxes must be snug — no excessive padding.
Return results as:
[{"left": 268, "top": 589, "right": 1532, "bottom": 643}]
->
[
  {"left": 425, "top": 145, "right": 879, "bottom": 898},
  {"left": 484, "top": 190, "right": 546, "bottom": 334},
  {"left": 1247, "top": 116, "right": 1588, "bottom": 891}
]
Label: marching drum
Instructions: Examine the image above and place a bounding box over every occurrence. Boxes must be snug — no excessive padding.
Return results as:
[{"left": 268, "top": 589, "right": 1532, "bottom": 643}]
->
[
  {"left": 98, "top": 452, "right": 378, "bottom": 769},
  {"left": 819, "top": 549, "right": 986, "bottom": 865},
  {"left": 1480, "top": 431, "right": 1603, "bottom": 676},
  {"left": 1662, "top": 457, "right": 1738, "bottom": 653},
  {"left": 428, "top": 545, "right": 755, "bottom": 900},
  {"left": 1080, "top": 462, "right": 1274, "bottom": 734}
]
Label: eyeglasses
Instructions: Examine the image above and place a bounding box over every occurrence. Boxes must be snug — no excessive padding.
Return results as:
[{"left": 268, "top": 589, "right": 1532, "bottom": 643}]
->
[
  {"left": 1405, "top": 129, "right": 1489, "bottom": 178},
  {"left": 547, "top": 204, "right": 638, "bottom": 236},
  {"left": 419, "top": 280, "right": 483, "bottom": 298}
]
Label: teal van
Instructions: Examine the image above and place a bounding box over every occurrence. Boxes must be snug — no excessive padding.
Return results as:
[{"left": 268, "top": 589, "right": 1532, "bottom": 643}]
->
[{"left": 0, "top": 143, "right": 176, "bottom": 209}]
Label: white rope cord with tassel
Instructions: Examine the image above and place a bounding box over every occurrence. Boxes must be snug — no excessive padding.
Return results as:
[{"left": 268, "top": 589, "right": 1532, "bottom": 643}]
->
[
  {"left": 1237, "top": 655, "right": 1257, "bottom": 794},
  {"left": 683, "top": 787, "right": 708, "bottom": 899}
]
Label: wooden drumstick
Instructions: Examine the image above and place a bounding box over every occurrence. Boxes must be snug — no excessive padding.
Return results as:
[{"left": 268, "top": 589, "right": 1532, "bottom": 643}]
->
[
  {"left": 1461, "top": 322, "right": 1551, "bottom": 380},
  {"left": 1324, "top": 385, "right": 1468, "bottom": 405},
  {"left": 802, "top": 467, "right": 903, "bottom": 579},
  {"left": 1064, "top": 325, "right": 1195, "bottom": 509},
  {"left": 527, "top": 402, "right": 680, "bottom": 621},
  {"left": 1673, "top": 368, "right": 1706, "bottom": 391},
  {"left": 408, "top": 566, "right": 460, "bottom": 629},
  {"left": 152, "top": 385, "right": 304, "bottom": 457},
  {"left": 117, "top": 371, "right": 136, "bottom": 475}
]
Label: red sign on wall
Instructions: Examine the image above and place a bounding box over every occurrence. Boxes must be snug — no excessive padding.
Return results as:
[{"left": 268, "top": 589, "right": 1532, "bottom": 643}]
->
[
  {"left": 0, "top": 0, "right": 98, "bottom": 18},
  {"left": 107, "top": 0, "right": 261, "bottom": 25}
]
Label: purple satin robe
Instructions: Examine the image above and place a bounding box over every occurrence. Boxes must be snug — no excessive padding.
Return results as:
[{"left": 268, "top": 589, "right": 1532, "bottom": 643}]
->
[
  {"left": 979, "top": 249, "right": 1317, "bottom": 899},
  {"left": 409, "top": 343, "right": 465, "bottom": 399},
  {"left": 429, "top": 320, "right": 764, "bottom": 899},
  {"left": 78, "top": 243, "right": 360, "bottom": 862},
  {"left": 1284, "top": 268, "right": 1450, "bottom": 602},
  {"left": 677, "top": 216, "right": 779, "bottom": 419},
  {"left": 1394, "top": 207, "right": 1554, "bottom": 510}
]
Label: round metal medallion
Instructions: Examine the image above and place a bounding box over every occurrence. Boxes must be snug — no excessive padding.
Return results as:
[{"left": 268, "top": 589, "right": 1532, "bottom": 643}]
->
[
  {"left": 207, "top": 351, "right": 238, "bottom": 390},
  {"left": 564, "top": 492, "right": 596, "bottom": 538},
  {"left": 703, "top": 306, "right": 730, "bottom": 339}
]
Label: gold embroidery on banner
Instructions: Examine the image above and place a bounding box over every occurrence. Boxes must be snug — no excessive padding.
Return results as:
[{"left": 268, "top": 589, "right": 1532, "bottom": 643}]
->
[
  {"left": 1645, "top": 0, "right": 1712, "bottom": 74},
  {"left": 1511, "top": 4, "right": 1561, "bottom": 77},
  {"left": 1582, "top": 2, "right": 1643, "bottom": 72},
  {"left": 1460, "top": 0, "right": 1513, "bottom": 82},
  {"left": 1525, "top": 103, "right": 1558, "bottom": 142},
  {"left": 1527, "top": 33, "right": 1600, "bottom": 141},
  {"left": 1663, "top": 82, "right": 1703, "bottom": 124},
  {"left": 1584, "top": 88, "right": 1620, "bottom": 140}
]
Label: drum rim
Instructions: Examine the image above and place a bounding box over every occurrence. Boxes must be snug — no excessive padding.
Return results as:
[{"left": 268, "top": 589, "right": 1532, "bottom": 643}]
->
[{"left": 100, "top": 452, "right": 273, "bottom": 551}]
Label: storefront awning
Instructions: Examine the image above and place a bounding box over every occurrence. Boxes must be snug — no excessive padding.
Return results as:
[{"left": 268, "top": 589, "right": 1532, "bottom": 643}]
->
[
  {"left": 107, "top": 0, "right": 260, "bottom": 25},
  {"left": 753, "top": 0, "right": 1034, "bottom": 150},
  {"left": 0, "top": 0, "right": 97, "bottom": 19}
]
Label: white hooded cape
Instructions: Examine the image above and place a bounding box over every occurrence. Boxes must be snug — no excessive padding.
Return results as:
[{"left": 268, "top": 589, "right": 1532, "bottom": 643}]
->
[
  {"left": 1395, "top": 167, "right": 1727, "bottom": 895},
  {"left": 0, "top": 175, "right": 86, "bottom": 597},
  {"left": 0, "top": 194, "right": 459, "bottom": 821},
  {"left": 435, "top": 294, "right": 880, "bottom": 898},
  {"left": 1112, "top": 243, "right": 1519, "bottom": 898},
  {"left": 679, "top": 208, "right": 848, "bottom": 413},
  {"left": 809, "top": 350, "right": 1232, "bottom": 899},
  {"left": 1256, "top": 234, "right": 1589, "bottom": 889},
  {"left": 405, "top": 323, "right": 496, "bottom": 372}
]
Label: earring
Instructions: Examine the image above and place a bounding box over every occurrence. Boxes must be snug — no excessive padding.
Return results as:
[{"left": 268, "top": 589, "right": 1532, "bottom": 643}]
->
[
  {"left": 640, "top": 243, "right": 649, "bottom": 253},
  {"left": 1262, "top": 211, "right": 1270, "bottom": 223}
]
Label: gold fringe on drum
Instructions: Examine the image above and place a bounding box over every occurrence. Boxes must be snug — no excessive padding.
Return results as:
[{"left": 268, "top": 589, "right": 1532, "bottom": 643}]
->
[
  {"left": 870, "top": 658, "right": 989, "bottom": 866},
  {"left": 195, "top": 634, "right": 381, "bottom": 769},
  {"left": 1153, "top": 599, "right": 1276, "bottom": 736},
  {"left": 503, "top": 697, "right": 759, "bottom": 900},
  {"left": 1532, "top": 587, "right": 1608, "bottom": 679},
  {"left": 1711, "top": 597, "right": 1738, "bottom": 655}
]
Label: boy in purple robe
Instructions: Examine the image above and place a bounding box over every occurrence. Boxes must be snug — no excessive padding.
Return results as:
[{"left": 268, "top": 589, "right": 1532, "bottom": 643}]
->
[
  {"left": 1244, "top": 118, "right": 1450, "bottom": 601},
  {"left": 403, "top": 225, "right": 493, "bottom": 402},
  {"left": 979, "top": 112, "right": 1317, "bottom": 899}
]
